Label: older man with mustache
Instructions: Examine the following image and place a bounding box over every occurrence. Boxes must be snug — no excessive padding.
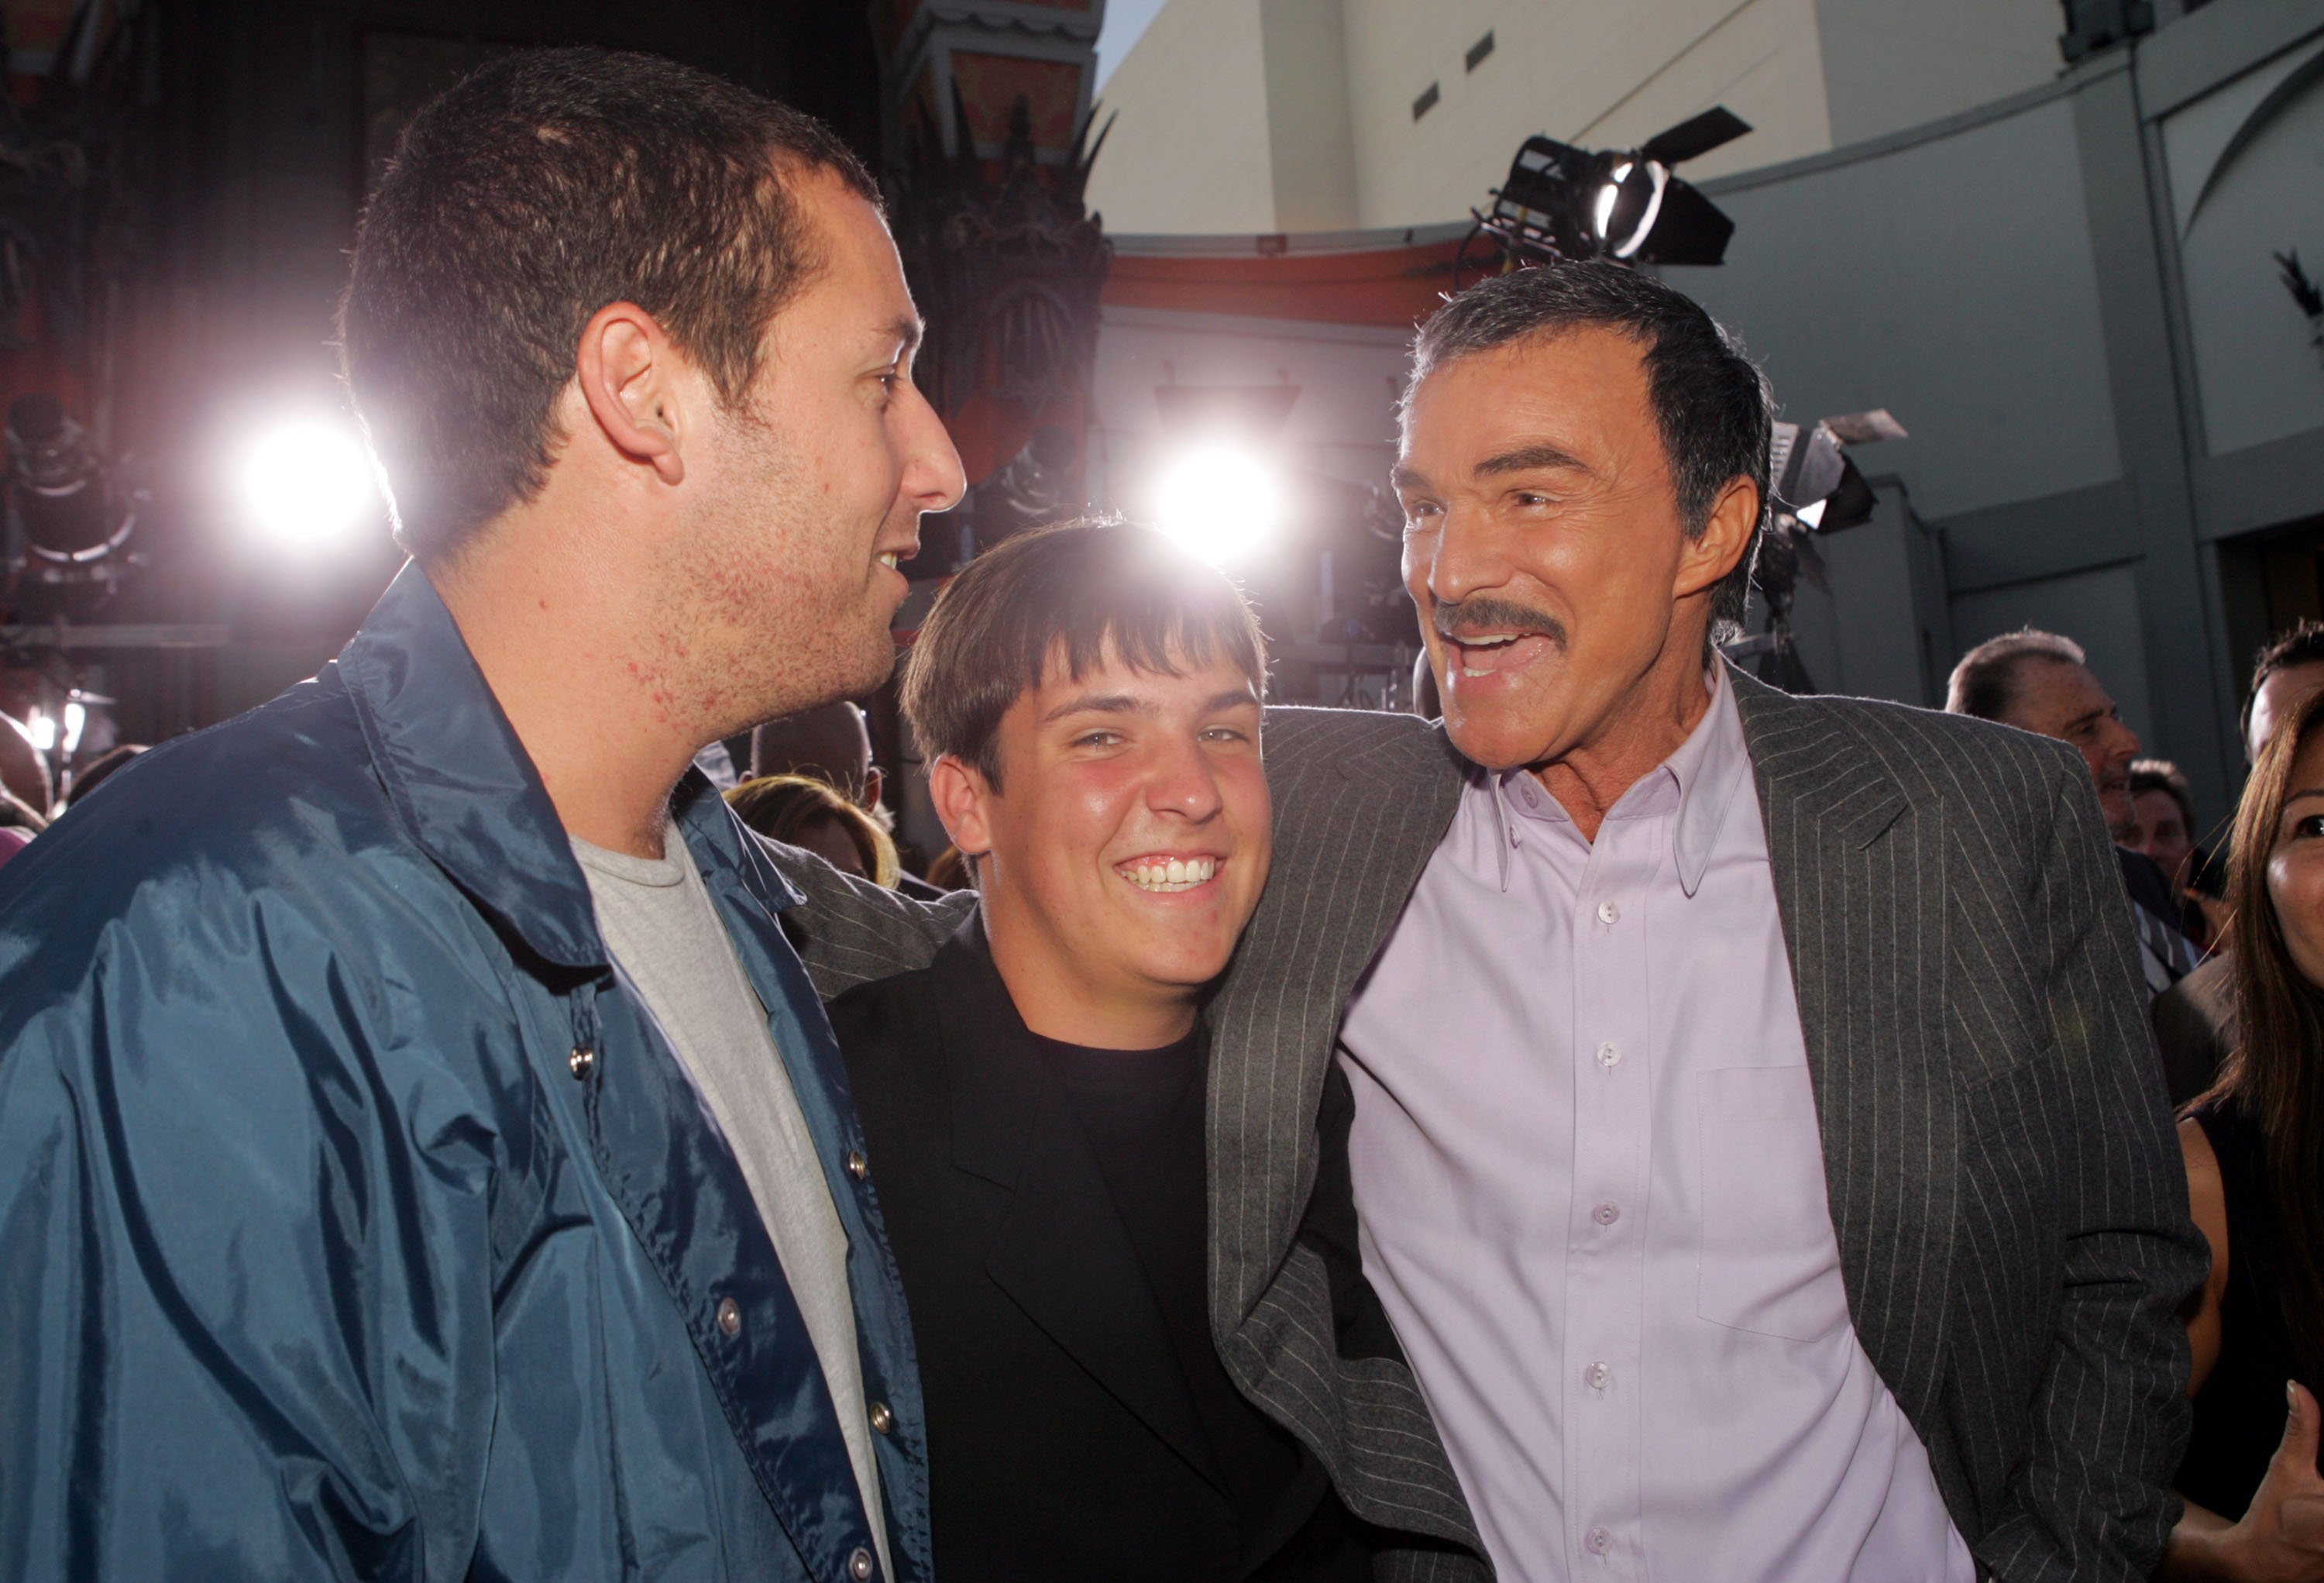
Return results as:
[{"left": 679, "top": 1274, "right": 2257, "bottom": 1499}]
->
[{"left": 773, "top": 263, "right": 2203, "bottom": 1582}]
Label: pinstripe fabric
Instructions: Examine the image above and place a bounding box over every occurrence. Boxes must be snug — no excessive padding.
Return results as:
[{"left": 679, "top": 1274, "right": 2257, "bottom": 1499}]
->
[{"left": 765, "top": 666, "right": 2203, "bottom": 1582}]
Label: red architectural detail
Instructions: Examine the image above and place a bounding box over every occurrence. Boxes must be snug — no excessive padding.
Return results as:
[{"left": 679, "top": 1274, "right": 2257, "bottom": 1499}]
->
[{"left": 1103, "top": 238, "right": 1468, "bottom": 330}]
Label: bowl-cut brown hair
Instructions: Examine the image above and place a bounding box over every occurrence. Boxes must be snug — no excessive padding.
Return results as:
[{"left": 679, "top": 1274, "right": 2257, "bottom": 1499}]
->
[{"left": 901, "top": 523, "right": 1267, "bottom": 791}]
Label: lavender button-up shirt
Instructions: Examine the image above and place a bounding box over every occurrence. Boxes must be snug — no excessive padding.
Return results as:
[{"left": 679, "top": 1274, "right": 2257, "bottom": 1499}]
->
[{"left": 1339, "top": 668, "right": 1975, "bottom": 1582}]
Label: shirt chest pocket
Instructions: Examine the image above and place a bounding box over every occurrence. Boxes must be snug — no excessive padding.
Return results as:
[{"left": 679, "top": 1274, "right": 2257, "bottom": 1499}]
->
[{"left": 1695, "top": 1065, "right": 1853, "bottom": 1343}]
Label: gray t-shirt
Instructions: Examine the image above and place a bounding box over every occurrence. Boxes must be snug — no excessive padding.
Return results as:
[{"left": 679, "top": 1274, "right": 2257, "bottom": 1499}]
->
[{"left": 571, "top": 826, "right": 888, "bottom": 1575}]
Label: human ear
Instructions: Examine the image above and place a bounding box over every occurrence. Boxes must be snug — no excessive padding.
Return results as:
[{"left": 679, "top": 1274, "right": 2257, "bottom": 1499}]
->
[
  {"left": 1674, "top": 476, "right": 1760, "bottom": 601},
  {"left": 927, "top": 754, "right": 996, "bottom": 857},
  {"left": 575, "top": 301, "right": 688, "bottom": 487}
]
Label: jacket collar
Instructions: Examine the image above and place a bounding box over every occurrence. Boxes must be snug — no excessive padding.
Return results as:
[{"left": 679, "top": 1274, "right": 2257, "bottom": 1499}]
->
[
  {"left": 1728, "top": 663, "right": 1913, "bottom": 846},
  {"left": 335, "top": 562, "right": 799, "bottom": 974}
]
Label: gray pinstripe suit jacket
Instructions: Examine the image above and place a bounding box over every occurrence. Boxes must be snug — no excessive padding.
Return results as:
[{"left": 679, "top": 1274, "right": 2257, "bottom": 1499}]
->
[{"left": 765, "top": 667, "right": 2205, "bottom": 1583}]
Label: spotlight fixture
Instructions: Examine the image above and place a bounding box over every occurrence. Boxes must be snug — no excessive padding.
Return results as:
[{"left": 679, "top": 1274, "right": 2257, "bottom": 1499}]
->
[
  {"left": 1461, "top": 107, "right": 1751, "bottom": 282},
  {"left": 1723, "top": 408, "right": 1909, "bottom": 693},
  {"left": 5, "top": 393, "right": 143, "bottom": 620},
  {"left": 242, "top": 419, "right": 380, "bottom": 548},
  {"left": 1154, "top": 444, "right": 1284, "bottom": 565}
]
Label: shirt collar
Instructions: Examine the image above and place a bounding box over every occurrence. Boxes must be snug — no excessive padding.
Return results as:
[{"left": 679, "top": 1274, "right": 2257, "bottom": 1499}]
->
[{"left": 1484, "top": 663, "right": 1752, "bottom": 898}]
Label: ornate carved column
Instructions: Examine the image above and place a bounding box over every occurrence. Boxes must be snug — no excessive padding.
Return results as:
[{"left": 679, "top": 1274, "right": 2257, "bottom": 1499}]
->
[{"left": 868, "top": 1, "right": 1113, "bottom": 563}]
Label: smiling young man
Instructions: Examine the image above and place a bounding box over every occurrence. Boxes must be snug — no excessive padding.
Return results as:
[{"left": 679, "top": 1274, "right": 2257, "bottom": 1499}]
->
[
  {"left": 823, "top": 524, "right": 1376, "bottom": 1581},
  {"left": 0, "top": 51, "right": 962, "bottom": 1580}
]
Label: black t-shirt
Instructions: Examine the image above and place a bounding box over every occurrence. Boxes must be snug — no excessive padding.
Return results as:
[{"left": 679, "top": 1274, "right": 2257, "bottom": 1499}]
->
[{"left": 1033, "top": 1027, "right": 1363, "bottom": 1579}]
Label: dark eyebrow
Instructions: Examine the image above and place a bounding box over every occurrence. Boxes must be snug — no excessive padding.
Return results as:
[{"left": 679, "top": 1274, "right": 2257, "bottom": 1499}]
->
[
  {"left": 1205, "top": 689, "right": 1261, "bottom": 713},
  {"left": 2287, "top": 787, "right": 2324, "bottom": 807},
  {"left": 1391, "top": 463, "right": 1432, "bottom": 493},
  {"left": 1040, "top": 692, "right": 1150, "bottom": 725},
  {"left": 2060, "top": 707, "right": 2109, "bottom": 735},
  {"left": 1476, "top": 443, "right": 1589, "bottom": 478},
  {"left": 881, "top": 316, "right": 923, "bottom": 358}
]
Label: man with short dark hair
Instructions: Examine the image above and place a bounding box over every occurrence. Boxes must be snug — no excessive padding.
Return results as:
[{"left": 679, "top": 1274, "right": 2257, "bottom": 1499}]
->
[
  {"left": 0, "top": 50, "right": 963, "bottom": 1580},
  {"left": 2242, "top": 618, "right": 2324, "bottom": 763},
  {"left": 1945, "top": 628, "right": 2200, "bottom": 992},
  {"left": 828, "top": 523, "right": 1382, "bottom": 1579},
  {"left": 776, "top": 263, "right": 2205, "bottom": 1582}
]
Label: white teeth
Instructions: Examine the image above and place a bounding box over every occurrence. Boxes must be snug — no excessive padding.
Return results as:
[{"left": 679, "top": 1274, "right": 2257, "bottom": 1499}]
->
[
  {"left": 878, "top": 552, "right": 900, "bottom": 570},
  {"left": 1120, "top": 857, "right": 1216, "bottom": 893},
  {"left": 1464, "top": 634, "right": 1518, "bottom": 646}
]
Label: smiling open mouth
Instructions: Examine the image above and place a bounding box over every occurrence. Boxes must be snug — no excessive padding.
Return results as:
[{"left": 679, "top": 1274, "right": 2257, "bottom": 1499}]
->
[
  {"left": 1449, "top": 632, "right": 1554, "bottom": 676},
  {"left": 1117, "top": 855, "right": 1219, "bottom": 893}
]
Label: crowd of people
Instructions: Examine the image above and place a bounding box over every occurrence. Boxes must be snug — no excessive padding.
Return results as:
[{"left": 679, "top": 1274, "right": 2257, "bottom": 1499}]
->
[{"left": 0, "top": 44, "right": 2315, "bottom": 1583}]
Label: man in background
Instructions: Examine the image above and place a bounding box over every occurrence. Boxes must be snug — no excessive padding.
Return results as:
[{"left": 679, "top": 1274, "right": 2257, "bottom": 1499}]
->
[
  {"left": 758, "top": 699, "right": 883, "bottom": 804},
  {"left": 1947, "top": 628, "right": 2200, "bottom": 993},
  {"left": 757, "top": 700, "right": 951, "bottom": 895},
  {"left": 0, "top": 50, "right": 963, "bottom": 1579}
]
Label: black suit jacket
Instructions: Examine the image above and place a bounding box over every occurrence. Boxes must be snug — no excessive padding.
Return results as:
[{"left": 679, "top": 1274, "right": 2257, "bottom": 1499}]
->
[{"left": 829, "top": 922, "right": 1370, "bottom": 1582}]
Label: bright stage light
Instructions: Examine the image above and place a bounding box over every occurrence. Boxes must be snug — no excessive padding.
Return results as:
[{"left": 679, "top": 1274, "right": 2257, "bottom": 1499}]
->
[
  {"left": 242, "top": 421, "right": 378, "bottom": 547},
  {"left": 1154, "top": 446, "right": 1282, "bottom": 563}
]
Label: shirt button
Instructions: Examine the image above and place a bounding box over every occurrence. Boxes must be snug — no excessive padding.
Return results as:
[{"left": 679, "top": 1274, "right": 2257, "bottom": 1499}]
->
[
  {"left": 869, "top": 1400, "right": 894, "bottom": 1435},
  {"left": 1596, "top": 1041, "right": 1622, "bottom": 1069},
  {"left": 1587, "top": 1526, "right": 1613, "bottom": 1554},
  {"left": 847, "top": 1547, "right": 875, "bottom": 1581},
  {"left": 1597, "top": 900, "right": 1621, "bottom": 924},
  {"left": 715, "top": 1297, "right": 741, "bottom": 1337},
  {"left": 1593, "top": 1202, "right": 1621, "bottom": 1226},
  {"left": 1586, "top": 1361, "right": 1611, "bottom": 1389},
  {"left": 568, "top": 1045, "right": 596, "bottom": 1081},
  {"left": 846, "top": 1148, "right": 868, "bottom": 1181}
]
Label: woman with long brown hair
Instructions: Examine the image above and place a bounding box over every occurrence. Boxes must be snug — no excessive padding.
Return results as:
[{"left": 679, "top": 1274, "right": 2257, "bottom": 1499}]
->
[{"left": 2165, "top": 689, "right": 2324, "bottom": 1578}]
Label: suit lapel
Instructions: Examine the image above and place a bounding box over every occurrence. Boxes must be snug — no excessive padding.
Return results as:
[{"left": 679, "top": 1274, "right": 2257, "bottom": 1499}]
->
[
  {"left": 1209, "top": 711, "right": 1469, "bottom": 1323},
  {"left": 1731, "top": 669, "right": 1960, "bottom": 1423},
  {"left": 930, "top": 928, "right": 1227, "bottom": 1495}
]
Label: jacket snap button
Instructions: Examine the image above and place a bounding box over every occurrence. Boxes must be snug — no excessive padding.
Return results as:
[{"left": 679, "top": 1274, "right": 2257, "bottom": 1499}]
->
[
  {"left": 715, "top": 1297, "right": 741, "bottom": 1337},
  {"left": 847, "top": 1546, "right": 875, "bottom": 1580},
  {"left": 568, "top": 1046, "right": 596, "bottom": 1081},
  {"left": 869, "top": 1400, "right": 893, "bottom": 1434},
  {"left": 845, "top": 1148, "right": 868, "bottom": 1181}
]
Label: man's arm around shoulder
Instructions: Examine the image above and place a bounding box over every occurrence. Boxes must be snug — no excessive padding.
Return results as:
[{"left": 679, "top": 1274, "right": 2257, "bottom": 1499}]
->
[{"left": 755, "top": 833, "right": 973, "bottom": 998}]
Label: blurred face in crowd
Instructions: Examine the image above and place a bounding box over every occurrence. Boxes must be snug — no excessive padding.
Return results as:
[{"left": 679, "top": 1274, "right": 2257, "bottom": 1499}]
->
[
  {"left": 654, "top": 168, "right": 965, "bottom": 733},
  {"left": 2267, "top": 728, "right": 2324, "bottom": 991},
  {"left": 1394, "top": 327, "right": 1755, "bottom": 774},
  {"left": 2248, "top": 659, "right": 2324, "bottom": 762},
  {"left": 932, "top": 642, "right": 1269, "bottom": 1044},
  {"left": 2129, "top": 788, "right": 2195, "bottom": 893},
  {"left": 1999, "top": 659, "right": 2142, "bottom": 840}
]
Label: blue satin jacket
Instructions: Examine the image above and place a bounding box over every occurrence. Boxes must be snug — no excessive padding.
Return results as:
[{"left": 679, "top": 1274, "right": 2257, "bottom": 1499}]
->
[{"left": 0, "top": 565, "right": 930, "bottom": 1581}]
